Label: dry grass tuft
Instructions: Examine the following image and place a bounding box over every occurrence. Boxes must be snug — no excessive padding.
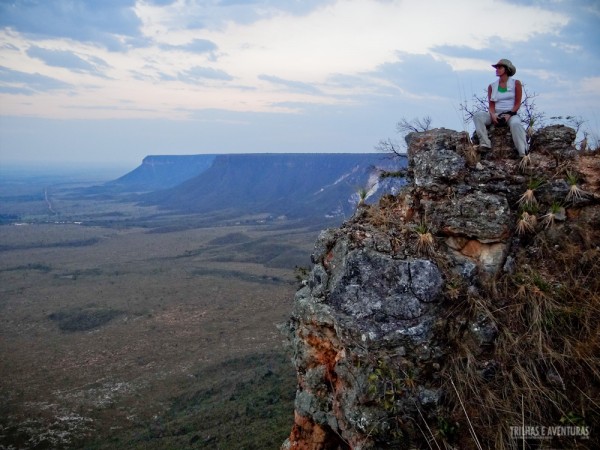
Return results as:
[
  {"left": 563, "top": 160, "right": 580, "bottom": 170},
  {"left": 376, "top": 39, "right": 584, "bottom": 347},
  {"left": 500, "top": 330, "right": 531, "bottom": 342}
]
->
[
  {"left": 518, "top": 154, "right": 532, "bottom": 171},
  {"left": 441, "top": 224, "right": 600, "bottom": 449},
  {"left": 414, "top": 222, "right": 435, "bottom": 256},
  {"left": 463, "top": 143, "right": 480, "bottom": 167},
  {"left": 365, "top": 195, "right": 406, "bottom": 231}
]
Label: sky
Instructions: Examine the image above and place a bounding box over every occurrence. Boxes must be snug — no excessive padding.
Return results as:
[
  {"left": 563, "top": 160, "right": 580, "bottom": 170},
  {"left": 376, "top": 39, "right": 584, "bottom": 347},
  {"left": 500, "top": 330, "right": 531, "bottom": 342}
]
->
[{"left": 0, "top": 0, "right": 599, "bottom": 169}]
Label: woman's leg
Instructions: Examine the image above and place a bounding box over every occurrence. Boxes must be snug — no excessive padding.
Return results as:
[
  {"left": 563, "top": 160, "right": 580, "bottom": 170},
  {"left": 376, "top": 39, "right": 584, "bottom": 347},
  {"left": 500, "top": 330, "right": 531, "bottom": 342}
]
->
[
  {"left": 473, "top": 111, "right": 492, "bottom": 148},
  {"left": 508, "top": 116, "right": 529, "bottom": 156}
]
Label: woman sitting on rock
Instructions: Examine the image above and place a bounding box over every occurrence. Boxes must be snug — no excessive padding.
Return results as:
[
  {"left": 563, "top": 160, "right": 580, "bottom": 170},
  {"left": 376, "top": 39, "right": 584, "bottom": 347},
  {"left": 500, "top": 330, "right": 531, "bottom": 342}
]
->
[{"left": 473, "top": 58, "right": 529, "bottom": 157}]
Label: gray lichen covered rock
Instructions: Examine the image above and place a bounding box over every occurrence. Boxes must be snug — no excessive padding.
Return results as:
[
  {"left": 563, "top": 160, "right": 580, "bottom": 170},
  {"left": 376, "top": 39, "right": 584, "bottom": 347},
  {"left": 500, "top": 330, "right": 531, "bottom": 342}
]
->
[
  {"left": 282, "top": 126, "right": 600, "bottom": 450},
  {"left": 530, "top": 124, "right": 576, "bottom": 155}
]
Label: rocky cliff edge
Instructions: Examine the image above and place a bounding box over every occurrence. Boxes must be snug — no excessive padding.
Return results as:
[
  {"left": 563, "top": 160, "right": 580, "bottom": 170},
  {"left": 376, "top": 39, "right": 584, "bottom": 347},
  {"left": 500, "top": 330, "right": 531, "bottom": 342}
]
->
[{"left": 282, "top": 125, "right": 600, "bottom": 449}]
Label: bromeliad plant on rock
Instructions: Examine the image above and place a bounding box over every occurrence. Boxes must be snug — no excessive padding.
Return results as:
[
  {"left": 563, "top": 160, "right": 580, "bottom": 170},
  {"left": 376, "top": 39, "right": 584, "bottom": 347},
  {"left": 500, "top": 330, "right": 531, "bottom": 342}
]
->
[
  {"left": 515, "top": 209, "right": 538, "bottom": 236},
  {"left": 564, "top": 171, "right": 586, "bottom": 204},
  {"left": 518, "top": 178, "right": 545, "bottom": 208},
  {"left": 540, "top": 201, "right": 564, "bottom": 229}
]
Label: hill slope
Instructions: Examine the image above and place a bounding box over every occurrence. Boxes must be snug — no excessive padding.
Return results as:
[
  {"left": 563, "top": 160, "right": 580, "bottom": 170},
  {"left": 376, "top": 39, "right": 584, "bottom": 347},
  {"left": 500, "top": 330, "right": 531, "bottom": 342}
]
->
[
  {"left": 107, "top": 155, "right": 217, "bottom": 192},
  {"left": 77, "top": 155, "right": 218, "bottom": 198},
  {"left": 142, "top": 153, "right": 407, "bottom": 220}
]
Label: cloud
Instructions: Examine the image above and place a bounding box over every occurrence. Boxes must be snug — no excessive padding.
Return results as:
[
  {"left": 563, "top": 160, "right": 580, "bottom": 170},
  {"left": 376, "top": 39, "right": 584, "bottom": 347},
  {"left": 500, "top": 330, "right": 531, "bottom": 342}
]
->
[
  {"left": 0, "top": 0, "right": 143, "bottom": 50},
  {"left": 1, "top": 0, "right": 587, "bottom": 122},
  {"left": 146, "top": 0, "right": 176, "bottom": 5},
  {"left": 1, "top": 41, "right": 19, "bottom": 51},
  {"left": 0, "top": 66, "right": 72, "bottom": 95},
  {"left": 217, "top": 0, "right": 335, "bottom": 16},
  {"left": 258, "top": 75, "right": 322, "bottom": 95},
  {"left": 160, "top": 38, "right": 218, "bottom": 54},
  {"left": 1, "top": 0, "right": 599, "bottom": 167},
  {"left": 194, "top": 0, "right": 571, "bottom": 92},
  {"left": 580, "top": 77, "right": 600, "bottom": 93},
  {"left": 178, "top": 39, "right": 218, "bottom": 53},
  {"left": 178, "top": 66, "right": 234, "bottom": 82},
  {"left": 432, "top": 45, "right": 491, "bottom": 61},
  {"left": 26, "top": 46, "right": 109, "bottom": 76},
  {"left": 369, "top": 54, "right": 458, "bottom": 97}
]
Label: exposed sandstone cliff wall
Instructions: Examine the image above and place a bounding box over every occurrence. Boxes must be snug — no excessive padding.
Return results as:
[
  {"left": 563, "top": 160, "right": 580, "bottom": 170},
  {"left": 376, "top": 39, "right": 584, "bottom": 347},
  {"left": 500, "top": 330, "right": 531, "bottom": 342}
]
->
[{"left": 282, "top": 126, "right": 600, "bottom": 449}]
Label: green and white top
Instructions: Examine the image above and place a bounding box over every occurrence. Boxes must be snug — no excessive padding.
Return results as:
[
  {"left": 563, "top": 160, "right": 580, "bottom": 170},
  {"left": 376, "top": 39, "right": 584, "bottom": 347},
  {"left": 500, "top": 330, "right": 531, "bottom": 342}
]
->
[{"left": 490, "top": 78, "right": 516, "bottom": 112}]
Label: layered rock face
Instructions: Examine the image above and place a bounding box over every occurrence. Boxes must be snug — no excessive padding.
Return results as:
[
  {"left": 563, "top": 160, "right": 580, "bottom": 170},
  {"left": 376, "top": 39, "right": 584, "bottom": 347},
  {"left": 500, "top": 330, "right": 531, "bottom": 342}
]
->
[{"left": 282, "top": 126, "right": 600, "bottom": 449}]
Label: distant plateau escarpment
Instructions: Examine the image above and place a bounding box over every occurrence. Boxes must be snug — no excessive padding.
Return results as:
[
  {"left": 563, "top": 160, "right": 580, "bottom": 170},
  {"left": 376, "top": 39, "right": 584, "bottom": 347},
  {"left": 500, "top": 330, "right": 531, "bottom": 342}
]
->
[{"left": 98, "top": 153, "right": 408, "bottom": 222}]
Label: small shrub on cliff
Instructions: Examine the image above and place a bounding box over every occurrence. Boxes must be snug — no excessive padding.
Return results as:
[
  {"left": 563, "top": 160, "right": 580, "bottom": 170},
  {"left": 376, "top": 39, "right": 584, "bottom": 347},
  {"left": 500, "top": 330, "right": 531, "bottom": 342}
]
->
[
  {"left": 379, "top": 169, "right": 407, "bottom": 179},
  {"left": 437, "top": 416, "right": 459, "bottom": 443},
  {"left": 294, "top": 265, "right": 310, "bottom": 287},
  {"left": 356, "top": 186, "right": 369, "bottom": 206},
  {"left": 367, "top": 364, "right": 403, "bottom": 414},
  {"left": 445, "top": 277, "right": 465, "bottom": 301},
  {"left": 375, "top": 116, "right": 433, "bottom": 157}
]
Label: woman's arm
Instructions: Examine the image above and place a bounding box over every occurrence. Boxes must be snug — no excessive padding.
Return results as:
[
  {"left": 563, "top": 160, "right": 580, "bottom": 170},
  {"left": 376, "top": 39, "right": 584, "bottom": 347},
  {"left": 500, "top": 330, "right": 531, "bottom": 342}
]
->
[
  {"left": 488, "top": 84, "right": 498, "bottom": 124},
  {"left": 513, "top": 80, "right": 522, "bottom": 113}
]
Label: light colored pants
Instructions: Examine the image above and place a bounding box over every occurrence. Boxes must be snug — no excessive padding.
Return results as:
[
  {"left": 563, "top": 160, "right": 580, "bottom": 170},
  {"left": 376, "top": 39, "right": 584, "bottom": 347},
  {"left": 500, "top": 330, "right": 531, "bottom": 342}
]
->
[{"left": 473, "top": 111, "right": 528, "bottom": 156}]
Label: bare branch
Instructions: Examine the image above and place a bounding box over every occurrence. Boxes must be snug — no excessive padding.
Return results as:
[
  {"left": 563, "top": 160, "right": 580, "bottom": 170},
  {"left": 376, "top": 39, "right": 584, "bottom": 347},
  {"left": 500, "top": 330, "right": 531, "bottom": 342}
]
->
[
  {"left": 375, "top": 138, "right": 405, "bottom": 157},
  {"left": 376, "top": 116, "right": 434, "bottom": 158},
  {"left": 458, "top": 90, "right": 488, "bottom": 123},
  {"left": 396, "top": 116, "right": 433, "bottom": 134}
]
